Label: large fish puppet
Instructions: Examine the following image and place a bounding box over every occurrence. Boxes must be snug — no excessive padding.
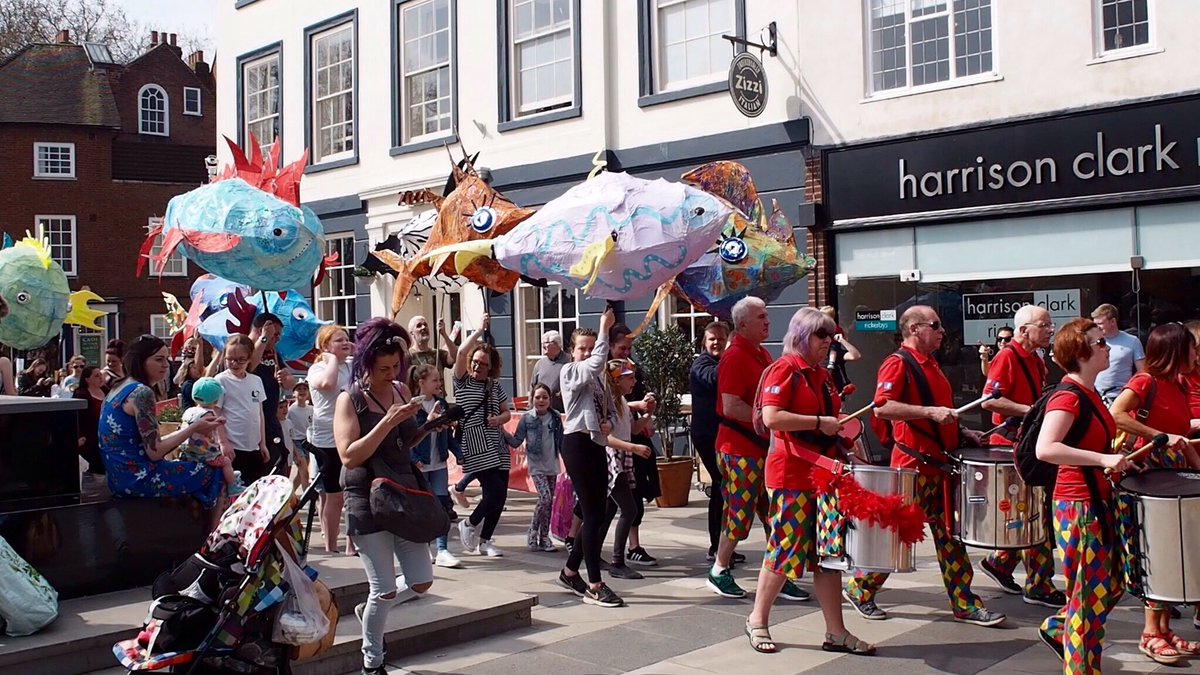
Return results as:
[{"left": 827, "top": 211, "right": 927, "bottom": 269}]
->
[
  {"left": 139, "top": 136, "right": 336, "bottom": 292},
  {"left": 178, "top": 274, "right": 329, "bottom": 363},
  {"left": 670, "top": 161, "right": 816, "bottom": 319},
  {"left": 0, "top": 234, "right": 106, "bottom": 349},
  {"left": 418, "top": 171, "right": 733, "bottom": 300},
  {"left": 372, "top": 158, "right": 535, "bottom": 315}
]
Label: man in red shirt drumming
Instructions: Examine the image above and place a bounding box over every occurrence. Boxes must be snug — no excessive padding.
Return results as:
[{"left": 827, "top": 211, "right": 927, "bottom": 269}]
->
[
  {"left": 844, "top": 305, "right": 1005, "bottom": 627},
  {"left": 978, "top": 305, "right": 1066, "bottom": 608},
  {"left": 706, "top": 297, "right": 809, "bottom": 602}
]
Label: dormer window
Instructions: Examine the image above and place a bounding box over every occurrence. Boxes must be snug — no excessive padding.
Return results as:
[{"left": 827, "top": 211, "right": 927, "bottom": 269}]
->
[{"left": 139, "top": 84, "right": 169, "bottom": 136}]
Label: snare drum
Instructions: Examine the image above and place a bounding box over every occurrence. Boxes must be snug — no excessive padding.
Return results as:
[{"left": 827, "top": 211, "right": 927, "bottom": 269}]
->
[
  {"left": 1118, "top": 469, "right": 1200, "bottom": 604},
  {"left": 819, "top": 464, "right": 918, "bottom": 573},
  {"left": 952, "top": 447, "right": 1047, "bottom": 550}
]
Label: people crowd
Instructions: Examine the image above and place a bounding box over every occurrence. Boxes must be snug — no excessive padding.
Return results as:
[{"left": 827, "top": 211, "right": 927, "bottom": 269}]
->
[{"left": 8, "top": 292, "right": 1200, "bottom": 674}]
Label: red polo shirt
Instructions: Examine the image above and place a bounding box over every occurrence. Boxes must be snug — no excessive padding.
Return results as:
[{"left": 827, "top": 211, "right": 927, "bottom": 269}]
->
[
  {"left": 760, "top": 354, "right": 843, "bottom": 491},
  {"left": 1123, "top": 372, "right": 1191, "bottom": 445},
  {"left": 1183, "top": 372, "right": 1200, "bottom": 420},
  {"left": 1048, "top": 379, "right": 1118, "bottom": 501},
  {"left": 875, "top": 346, "right": 959, "bottom": 475},
  {"left": 982, "top": 341, "right": 1047, "bottom": 445},
  {"left": 716, "top": 333, "right": 773, "bottom": 458}
]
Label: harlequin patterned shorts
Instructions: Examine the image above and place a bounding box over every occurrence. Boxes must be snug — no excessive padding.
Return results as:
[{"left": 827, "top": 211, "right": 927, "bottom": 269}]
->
[
  {"left": 718, "top": 453, "right": 769, "bottom": 541},
  {"left": 763, "top": 489, "right": 816, "bottom": 580}
]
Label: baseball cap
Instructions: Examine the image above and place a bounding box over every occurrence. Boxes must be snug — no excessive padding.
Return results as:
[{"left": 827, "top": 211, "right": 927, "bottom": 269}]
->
[
  {"left": 191, "top": 377, "right": 224, "bottom": 406},
  {"left": 607, "top": 359, "right": 636, "bottom": 379}
]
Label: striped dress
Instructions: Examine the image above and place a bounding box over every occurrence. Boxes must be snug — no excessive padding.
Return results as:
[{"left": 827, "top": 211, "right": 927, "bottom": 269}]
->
[{"left": 453, "top": 374, "right": 511, "bottom": 473}]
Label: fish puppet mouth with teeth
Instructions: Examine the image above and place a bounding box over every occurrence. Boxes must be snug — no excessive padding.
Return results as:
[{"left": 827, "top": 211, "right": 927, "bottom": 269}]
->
[{"left": 138, "top": 136, "right": 336, "bottom": 292}]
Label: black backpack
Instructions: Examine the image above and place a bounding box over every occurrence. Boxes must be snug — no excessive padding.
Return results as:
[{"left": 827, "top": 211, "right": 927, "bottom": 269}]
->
[{"left": 1013, "top": 382, "right": 1107, "bottom": 488}]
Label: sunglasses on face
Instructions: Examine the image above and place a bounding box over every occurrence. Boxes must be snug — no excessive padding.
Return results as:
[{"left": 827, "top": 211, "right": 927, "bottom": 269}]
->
[
  {"left": 997, "top": 335, "right": 1013, "bottom": 344},
  {"left": 1089, "top": 337, "right": 1108, "bottom": 348},
  {"left": 813, "top": 328, "right": 833, "bottom": 340},
  {"left": 917, "top": 321, "right": 943, "bottom": 331}
]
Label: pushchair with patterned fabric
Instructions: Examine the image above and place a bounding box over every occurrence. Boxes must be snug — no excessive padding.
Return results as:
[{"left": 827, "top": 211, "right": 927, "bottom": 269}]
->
[{"left": 113, "top": 476, "right": 336, "bottom": 675}]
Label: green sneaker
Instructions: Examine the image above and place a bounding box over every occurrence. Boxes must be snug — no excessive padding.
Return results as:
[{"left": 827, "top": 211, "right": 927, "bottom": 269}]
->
[
  {"left": 706, "top": 569, "right": 746, "bottom": 598},
  {"left": 779, "top": 579, "right": 811, "bottom": 602}
]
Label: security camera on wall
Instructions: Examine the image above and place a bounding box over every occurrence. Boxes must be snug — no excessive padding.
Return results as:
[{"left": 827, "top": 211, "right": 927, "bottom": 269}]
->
[{"left": 204, "top": 155, "right": 219, "bottom": 181}]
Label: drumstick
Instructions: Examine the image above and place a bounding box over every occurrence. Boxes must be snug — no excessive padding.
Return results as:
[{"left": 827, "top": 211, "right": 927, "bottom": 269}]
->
[
  {"left": 1188, "top": 437, "right": 1200, "bottom": 446},
  {"left": 838, "top": 402, "right": 876, "bottom": 427},
  {"left": 1105, "top": 433, "right": 1169, "bottom": 474},
  {"left": 953, "top": 391, "right": 1002, "bottom": 416}
]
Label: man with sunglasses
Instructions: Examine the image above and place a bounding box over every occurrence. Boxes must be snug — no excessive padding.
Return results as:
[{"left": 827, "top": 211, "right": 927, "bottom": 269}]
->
[
  {"left": 845, "top": 305, "right": 1005, "bottom": 627},
  {"left": 1091, "top": 303, "right": 1146, "bottom": 404},
  {"left": 977, "top": 305, "right": 1066, "bottom": 609}
]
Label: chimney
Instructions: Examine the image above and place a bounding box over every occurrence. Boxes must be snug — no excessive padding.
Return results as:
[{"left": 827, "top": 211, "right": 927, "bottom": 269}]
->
[
  {"left": 55, "top": 29, "right": 70, "bottom": 44},
  {"left": 169, "top": 33, "right": 177, "bottom": 47},
  {"left": 187, "top": 50, "right": 211, "bottom": 79},
  {"left": 151, "top": 30, "right": 159, "bottom": 46}
]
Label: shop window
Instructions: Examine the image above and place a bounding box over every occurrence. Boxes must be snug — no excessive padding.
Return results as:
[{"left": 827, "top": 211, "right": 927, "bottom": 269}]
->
[
  {"left": 663, "top": 296, "right": 717, "bottom": 351},
  {"left": 145, "top": 218, "right": 187, "bottom": 276},
  {"left": 240, "top": 47, "right": 281, "bottom": 157},
  {"left": 1094, "top": 0, "right": 1152, "bottom": 56},
  {"left": 315, "top": 233, "right": 357, "bottom": 332},
  {"left": 33, "top": 142, "right": 75, "bottom": 179},
  {"left": 515, "top": 281, "right": 578, "bottom": 393},
  {"left": 398, "top": 0, "right": 455, "bottom": 144},
  {"left": 866, "top": 0, "right": 994, "bottom": 95},
  {"left": 138, "top": 84, "right": 169, "bottom": 136},
  {"left": 35, "top": 215, "right": 76, "bottom": 276},
  {"left": 308, "top": 17, "right": 356, "bottom": 164},
  {"left": 505, "top": 0, "right": 576, "bottom": 117},
  {"left": 652, "top": 0, "right": 737, "bottom": 92}
]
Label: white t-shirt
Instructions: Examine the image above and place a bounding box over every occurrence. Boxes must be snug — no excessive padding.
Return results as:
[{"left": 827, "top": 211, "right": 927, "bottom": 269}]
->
[
  {"left": 286, "top": 403, "right": 313, "bottom": 442},
  {"left": 214, "top": 370, "right": 267, "bottom": 452},
  {"left": 307, "top": 360, "right": 352, "bottom": 448},
  {"left": 1095, "top": 330, "right": 1146, "bottom": 396},
  {"left": 420, "top": 398, "right": 447, "bottom": 472},
  {"left": 279, "top": 417, "right": 296, "bottom": 456}
]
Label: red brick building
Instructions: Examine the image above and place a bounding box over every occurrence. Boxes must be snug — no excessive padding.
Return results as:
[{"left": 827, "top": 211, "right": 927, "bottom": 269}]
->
[{"left": 0, "top": 30, "right": 214, "bottom": 366}]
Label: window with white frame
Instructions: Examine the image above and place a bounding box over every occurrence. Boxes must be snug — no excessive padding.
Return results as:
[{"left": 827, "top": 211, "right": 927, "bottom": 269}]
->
[
  {"left": 149, "top": 314, "right": 173, "bottom": 339},
  {"left": 400, "top": 0, "right": 453, "bottom": 142},
  {"left": 653, "top": 0, "right": 736, "bottom": 91},
  {"left": 664, "top": 296, "right": 717, "bottom": 352},
  {"left": 33, "top": 142, "right": 75, "bottom": 178},
  {"left": 242, "top": 52, "right": 281, "bottom": 156},
  {"left": 35, "top": 215, "right": 76, "bottom": 276},
  {"left": 310, "top": 22, "right": 355, "bottom": 162},
  {"left": 1095, "top": 0, "right": 1150, "bottom": 55},
  {"left": 866, "top": 0, "right": 993, "bottom": 94},
  {"left": 509, "top": 0, "right": 574, "bottom": 115},
  {"left": 516, "top": 282, "right": 578, "bottom": 392},
  {"left": 183, "top": 86, "right": 202, "bottom": 115},
  {"left": 145, "top": 218, "right": 187, "bottom": 276},
  {"left": 138, "top": 84, "right": 169, "bottom": 135},
  {"left": 315, "top": 234, "right": 357, "bottom": 329}
]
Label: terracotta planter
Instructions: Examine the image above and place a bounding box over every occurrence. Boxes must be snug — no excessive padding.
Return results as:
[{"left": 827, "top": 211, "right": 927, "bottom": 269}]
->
[{"left": 655, "top": 456, "right": 694, "bottom": 508}]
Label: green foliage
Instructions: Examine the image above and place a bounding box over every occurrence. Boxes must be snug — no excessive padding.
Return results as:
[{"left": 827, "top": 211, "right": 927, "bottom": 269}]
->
[
  {"left": 633, "top": 325, "right": 694, "bottom": 457},
  {"left": 157, "top": 404, "right": 183, "bottom": 423}
]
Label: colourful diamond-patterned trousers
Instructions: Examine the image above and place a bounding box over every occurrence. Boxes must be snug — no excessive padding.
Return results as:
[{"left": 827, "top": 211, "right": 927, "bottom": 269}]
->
[
  {"left": 763, "top": 489, "right": 816, "bottom": 580},
  {"left": 845, "top": 471, "right": 984, "bottom": 616},
  {"left": 1040, "top": 500, "right": 1122, "bottom": 674},
  {"left": 719, "top": 453, "right": 769, "bottom": 542},
  {"left": 983, "top": 494, "right": 1057, "bottom": 595}
]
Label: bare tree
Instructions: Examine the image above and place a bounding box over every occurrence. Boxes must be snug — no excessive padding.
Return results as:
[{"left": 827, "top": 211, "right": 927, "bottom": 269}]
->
[{"left": 0, "top": 0, "right": 207, "bottom": 63}]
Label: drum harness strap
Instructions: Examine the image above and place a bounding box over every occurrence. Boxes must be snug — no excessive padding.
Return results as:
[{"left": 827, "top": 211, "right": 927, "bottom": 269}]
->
[
  {"left": 889, "top": 350, "right": 958, "bottom": 475},
  {"left": 1000, "top": 345, "right": 1046, "bottom": 440}
]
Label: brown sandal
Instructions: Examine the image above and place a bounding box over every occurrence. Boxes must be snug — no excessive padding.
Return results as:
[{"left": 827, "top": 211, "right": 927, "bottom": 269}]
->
[
  {"left": 1139, "top": 632, "right": 1181, "bottom": 665},
  {"left": 745, "top": 621, "right": 778, "bottom": 653},
  {"left": 823, "top": 631, "right": 877, "bottom": 655}
]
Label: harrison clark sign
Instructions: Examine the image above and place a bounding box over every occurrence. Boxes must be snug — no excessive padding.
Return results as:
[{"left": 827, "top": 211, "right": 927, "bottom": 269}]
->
[{"left": 824, "top": 95, "right": 1200, "bottom": 222}]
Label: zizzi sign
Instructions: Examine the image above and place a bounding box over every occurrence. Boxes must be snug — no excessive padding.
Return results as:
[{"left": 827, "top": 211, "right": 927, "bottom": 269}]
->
[
  {"left": 825, "top": 95, "right": 1200, "bottom": 222},
  {"left": 728, "top": 52, "right": 767, "bottom": 118}
]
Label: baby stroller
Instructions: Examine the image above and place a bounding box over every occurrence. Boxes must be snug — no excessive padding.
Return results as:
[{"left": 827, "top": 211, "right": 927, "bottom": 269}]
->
[{"left": 113, "top": 476, "right": 336, "bottom": 674}]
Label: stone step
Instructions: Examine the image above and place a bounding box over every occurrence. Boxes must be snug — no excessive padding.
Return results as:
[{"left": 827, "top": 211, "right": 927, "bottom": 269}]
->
[{"left": 8, "top": 552, "right": 535, "bottom": 675}]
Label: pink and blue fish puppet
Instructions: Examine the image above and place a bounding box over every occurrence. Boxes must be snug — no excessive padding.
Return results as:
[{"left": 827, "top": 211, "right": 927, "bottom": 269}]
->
[{"left": 138, "top": 136, "right": 337, "bottom": 292}]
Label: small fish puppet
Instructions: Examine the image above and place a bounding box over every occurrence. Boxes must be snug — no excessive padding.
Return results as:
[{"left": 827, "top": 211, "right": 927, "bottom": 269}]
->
[
  {"left": 359, "top": 211, "right": 463, "bottom": 293},
  {"left": 373, "top": 159, "right": 535, "bottom": 315},
  {"left": 0, "top": 234, "right": 106, "bottom": 349},
  {"left": 672, "top": 161, "right": 816, "bottom": 319},
  {"left": 188, "top": 274, "right": 329, "bottom": 363},
  {"left": 419, "top": 172, "right": 733, "bottom": 300},
  {"left": 139, "top": 136, "right": 335, "bottom": 292}
]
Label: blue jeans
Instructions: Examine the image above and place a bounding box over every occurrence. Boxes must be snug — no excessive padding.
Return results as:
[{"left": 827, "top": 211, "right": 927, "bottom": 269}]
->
[
  {"left": 354, "top": 530, "right": 434, "bottom": 669},
  {"left": 423, "top": 466, "right": 451, "bottom": 552}
]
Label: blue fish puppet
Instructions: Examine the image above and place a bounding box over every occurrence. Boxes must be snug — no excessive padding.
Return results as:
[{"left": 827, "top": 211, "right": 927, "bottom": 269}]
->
[{"left": 188, "top": 274, "right": 329, "bottom": 363}]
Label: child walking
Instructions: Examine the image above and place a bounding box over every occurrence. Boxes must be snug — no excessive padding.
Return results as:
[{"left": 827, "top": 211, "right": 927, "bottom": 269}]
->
[
  {"left": 179, "top": 377, "right": 244, "bottom": 496},
  {"left": 602, "top": 359, "right": 654, "bottom": 580},
  {"left": 409, "top": 364, "right": 464, "bottom": 568},
  {"left": 286, "top": 381, "right": 313, "bottom": 492},
  {"left": 506, "top": 383, "right": 563, "bottom": 552}
]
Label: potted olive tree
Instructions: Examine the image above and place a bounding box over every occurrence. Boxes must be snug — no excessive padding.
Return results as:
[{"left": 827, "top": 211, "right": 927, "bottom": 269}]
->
[{"left": 633, "top": 325, "right": 695, "bottom": 507}]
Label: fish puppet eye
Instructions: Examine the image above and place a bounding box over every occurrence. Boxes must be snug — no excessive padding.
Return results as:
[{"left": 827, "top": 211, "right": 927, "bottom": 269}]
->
[
  {"left": 690, "top": 206, "right": 706, "bottom": 218},
  {"left": 15, "top": 291, "right": 31, "bottom": 304},
  {"left": 470, "top": 206, "right": 498, "bottom": 234},
  {"left": 218, "top": 292, "right": 231, "bottom": 308},
  {"left": 272, "top": 227, "right": 284, "bottom": 237},
  {"left": 719, "top": 236, "right": 748, "bottom": 264},
  {"left": 292, "top": 307, "right": 309, "bottom": 322}
]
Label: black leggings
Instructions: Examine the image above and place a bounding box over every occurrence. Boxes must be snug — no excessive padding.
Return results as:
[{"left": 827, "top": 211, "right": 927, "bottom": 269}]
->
[
  {"left": 603, "top": 473, "right": 638, "bottom": 565},
  {"left": 468, "top": 467, "right": 509, "bottom": 540},
  {"left": 563, "top": 432, "right": 608, "bottom": 584},
  {"left": 694, "top": 435, "right": 723, "bottom": 553}
]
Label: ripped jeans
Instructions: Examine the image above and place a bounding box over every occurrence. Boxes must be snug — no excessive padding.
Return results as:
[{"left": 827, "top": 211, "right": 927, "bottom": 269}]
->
[{"left": 354, "top": 530, "right": 435, "bottom": 669}]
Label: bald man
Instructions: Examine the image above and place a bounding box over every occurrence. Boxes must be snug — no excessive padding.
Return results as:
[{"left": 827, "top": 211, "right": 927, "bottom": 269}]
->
[{"left": 408, "top": 315, "right": 457, "bottom": 370}]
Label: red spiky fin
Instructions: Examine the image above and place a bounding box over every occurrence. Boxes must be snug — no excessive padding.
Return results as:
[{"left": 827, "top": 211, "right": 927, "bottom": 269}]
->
[
  {"left": 274, "top": 149, "right": 308, "bottom": 207},
  {"left": 313, "top": 251, "right": 340, "bottom": 287},
  {"left": 136, "top": 220, "right": 164, "bottom": 278},
  {"left": 180, "top": 228, "right": 239, "bottom": 254}
]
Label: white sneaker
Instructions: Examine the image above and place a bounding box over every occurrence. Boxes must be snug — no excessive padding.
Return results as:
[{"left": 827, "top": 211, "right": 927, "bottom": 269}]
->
[
  {"left": 435, "top": 549, "right": 462, "bottom": 568},
  {"left": 479, "top": 540, "right": 503, "bottom": 558},
  {"left": 458, "top": 519, "right": 478, "bottom": 551}
]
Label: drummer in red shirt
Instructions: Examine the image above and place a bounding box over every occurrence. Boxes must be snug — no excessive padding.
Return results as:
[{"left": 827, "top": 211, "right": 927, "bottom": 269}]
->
[
  {"left": 744, "top": 308, "right": 875, "bottom": 655},
  {"left": 706, "top": 297, "right": 809, "bottom": 602},
  {"left": 978, "top": 305, "right": 1066, "bottom": 607},
  {"left": 1109, "top": 322, "right": 1200, "bottom": 664},
  {"left": 844, "top": 305, "right": 1005, "bottom": 627},
  {"left": 1183, "top": 321, "right": 1200, "bottom": 426},
  {"left": 1034, "top": 317, "right": 1131, "bottom": 673}
]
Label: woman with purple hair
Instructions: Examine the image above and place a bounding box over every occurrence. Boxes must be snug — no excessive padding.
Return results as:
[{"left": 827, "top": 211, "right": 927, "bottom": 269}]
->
[
  {"left": 334, "top": 317, "right": 448, "bottom": 675},
  {"left": 745, "top": 307, "right": 875, "bottom": 655}
]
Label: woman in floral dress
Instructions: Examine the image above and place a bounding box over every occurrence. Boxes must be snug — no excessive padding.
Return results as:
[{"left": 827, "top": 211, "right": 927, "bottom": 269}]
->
[{"left": 99, "top": 334, "right": 226, "bottom": 522}]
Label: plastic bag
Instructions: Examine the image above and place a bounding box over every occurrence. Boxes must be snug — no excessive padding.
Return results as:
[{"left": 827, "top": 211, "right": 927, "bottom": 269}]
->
[
  {"left": 0, "top": 534, "right": 58, "bottom": 636},
  {"left": 550, "top": 473, "right": 575, "bottom": 541},
  {"left": 271, "top": 544, "right": 329, "bottom": 646}
]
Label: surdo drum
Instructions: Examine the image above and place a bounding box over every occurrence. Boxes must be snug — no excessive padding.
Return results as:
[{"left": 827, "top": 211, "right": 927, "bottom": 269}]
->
[
  {"left": 952, "top": 447, "right": 1047, "bottom": 550},
  {"left": 819, "top": 464, "right": 918, "bottom": 574},
  {"left": 1118, "top": 469, "right": 1200, "bottom": 604}
]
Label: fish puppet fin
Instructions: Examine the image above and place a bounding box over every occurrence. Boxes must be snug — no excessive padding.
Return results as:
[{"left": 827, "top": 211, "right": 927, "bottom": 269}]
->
[
  {"left": 65, "top": 290, "right": 107, "bottom": 330},
  {"left": 1, "top": 232, "right": 11, "bottom": 249},
  {"left": 630, "top": 281, "right": 676, "bottom": 338},
  {"left": 567, "top": 232, "right": 617, "bottom": 293},
  {"left": 313, "top": 251, "right": 340, "bottom": 287},
  {"left": 680, "top": 161, "right": 760, "bottom": 223},
  {"left": 413, "top": 240, "right": 495, "bottom": 274},
  {"left": 137, "top": 220, "right": 164, "bottom": 278}
]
